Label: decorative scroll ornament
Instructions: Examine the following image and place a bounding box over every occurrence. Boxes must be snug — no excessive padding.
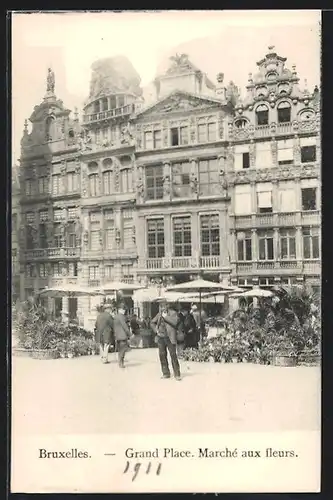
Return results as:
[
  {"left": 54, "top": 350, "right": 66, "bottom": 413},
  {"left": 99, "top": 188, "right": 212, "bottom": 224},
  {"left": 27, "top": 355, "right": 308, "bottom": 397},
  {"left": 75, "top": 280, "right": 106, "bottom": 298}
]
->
[
  {"left": 114, "top": 161, "right": 120, "bottom": 192},
  {"left": 219, "top": 169, "right": 228, "bottom": 196},
  {"left": 136, "top": 177, "right": 145, "bottom": 202},
  {"left": 120, "top": 123, "right": 134, "bottom": 145},
  {"left": 190, "top": 173, "right": 198, "bottom": 195},
  {"left": 115, "top": 228, "right": 121, "bottom": 246},
  {"left": 83, "top": 231, "right": 89, "bottom": 246}
]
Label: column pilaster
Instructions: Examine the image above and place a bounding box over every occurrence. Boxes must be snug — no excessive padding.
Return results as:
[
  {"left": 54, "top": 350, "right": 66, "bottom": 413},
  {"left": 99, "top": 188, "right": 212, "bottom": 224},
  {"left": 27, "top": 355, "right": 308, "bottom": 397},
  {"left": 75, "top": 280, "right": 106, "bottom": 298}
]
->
[
  {"left": 249, "top": 140, "right": 256, "bottom": 169},
  {"left": 271, "top": 138, "right": 278, "bottom": 168},
  {"left": 293, "top": 135, "right": 301, "bottom": 165},
  {"left": 296, "top": 227, "right": 303, "bottom": 261},
  {"left": 164, "top": 213, "right": 172, "bottom": 266},
  {"left": 219, "top": 207, "right": 229, "bottom": 267},
  {"left": 251, "top": 229, "right": 258, "bottom": 261},
  {"left": 273, "top": 227, "right": 279, "bottom": 261},
  {"left": 191, "top": 212, "right": 199, "bottom": 267},
  {"left": 163, "top": 161, "right": 171, "bottom": 202},
  {"left": 190, "top": 157, "right": 199, "bottom": 198}
]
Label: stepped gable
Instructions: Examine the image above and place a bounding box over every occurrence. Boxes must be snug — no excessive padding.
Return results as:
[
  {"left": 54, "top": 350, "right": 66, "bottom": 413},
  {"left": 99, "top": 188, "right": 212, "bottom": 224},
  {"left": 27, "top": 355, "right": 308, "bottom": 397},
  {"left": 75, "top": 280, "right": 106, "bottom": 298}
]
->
[
  {"left": 88, "top": 56, "right": 142, "bottom": 99},
  {"left": 238, "top": 46, "right": 319, "bottom": 111}
]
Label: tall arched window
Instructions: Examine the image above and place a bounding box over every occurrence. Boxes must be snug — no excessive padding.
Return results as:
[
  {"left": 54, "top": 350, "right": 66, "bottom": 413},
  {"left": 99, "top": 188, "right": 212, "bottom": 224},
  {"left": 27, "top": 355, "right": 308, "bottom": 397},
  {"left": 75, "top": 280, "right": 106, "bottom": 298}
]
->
[
  {"left": 277, "top": 101, "right": 291, "bottom": 124},
  {"left": 45, "top": 116, "right": 55, "bottom": 141},
  {"left": 94, "top": 101, "right": 100, "bottom": 114},
  {"left": 101, "top": 98, "right": 108, "bottom": 111},
  {"left": 120, "top": 169, "right": 133, "bottom": 193},
  {"left": 89, "top": 174, "right": 99, "bottom": 197},
  {"left": 255, "top": 104, "right": 269, "bottom": 126},
  {"left": 102, "top": 159, "right": 113, "bottom": 195},
  {"left": 207, "top": 120, "right": 217, "bottom": 141}
]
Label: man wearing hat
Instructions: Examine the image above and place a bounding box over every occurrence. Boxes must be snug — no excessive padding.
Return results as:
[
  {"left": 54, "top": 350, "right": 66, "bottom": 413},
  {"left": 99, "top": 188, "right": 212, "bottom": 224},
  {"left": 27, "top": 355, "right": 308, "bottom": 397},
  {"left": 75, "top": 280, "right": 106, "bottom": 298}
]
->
[
  {"left": 94, "top": 304, "right": 114, "bottom": 364},
  {"left": 191, "top": 303, "right": 207, "bottom": 343},
  {"left": 151, "top": 301, "right": 181, "bottom": 381},
  {"left": 113, "top": 302, "right": 131, "bottom": 368}
]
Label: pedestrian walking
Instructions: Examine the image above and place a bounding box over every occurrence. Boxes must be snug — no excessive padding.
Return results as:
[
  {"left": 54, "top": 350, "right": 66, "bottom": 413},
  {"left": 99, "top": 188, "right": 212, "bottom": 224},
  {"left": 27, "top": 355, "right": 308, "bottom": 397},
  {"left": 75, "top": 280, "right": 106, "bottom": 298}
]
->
[
  {"left": 129, "top": 313, "right": 141, "bottom": 348},
  {"left": 151, "top": 301, "right": 182, "bottom": 381},
  {"left": 94, "top": 305, "right": 114, "bottom": 364},
  {"left": 113, "top": 303, "right": 131, "bottom": 368}
]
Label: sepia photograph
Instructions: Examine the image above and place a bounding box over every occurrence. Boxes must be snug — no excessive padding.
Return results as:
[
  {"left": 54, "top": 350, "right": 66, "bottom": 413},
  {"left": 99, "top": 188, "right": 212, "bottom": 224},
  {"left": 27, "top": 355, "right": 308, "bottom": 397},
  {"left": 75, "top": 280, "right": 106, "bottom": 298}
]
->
[{"left": 11, "top": 10, "right": 321, "bottom": 493}]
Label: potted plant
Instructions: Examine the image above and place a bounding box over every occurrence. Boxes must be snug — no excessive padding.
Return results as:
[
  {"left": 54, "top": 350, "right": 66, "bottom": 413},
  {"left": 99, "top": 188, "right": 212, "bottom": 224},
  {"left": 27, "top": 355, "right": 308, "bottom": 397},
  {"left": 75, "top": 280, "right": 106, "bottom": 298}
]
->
[{"left": 272, "top": 335, "right": 298, "bottom": 367}]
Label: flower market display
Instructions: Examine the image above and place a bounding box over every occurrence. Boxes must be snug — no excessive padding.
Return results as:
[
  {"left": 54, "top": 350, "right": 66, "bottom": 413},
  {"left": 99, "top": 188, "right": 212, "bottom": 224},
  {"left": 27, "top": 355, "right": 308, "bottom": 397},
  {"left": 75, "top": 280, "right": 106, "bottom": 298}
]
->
[{"left": 179, "top": 286, "right": 321, "bottom": 366}]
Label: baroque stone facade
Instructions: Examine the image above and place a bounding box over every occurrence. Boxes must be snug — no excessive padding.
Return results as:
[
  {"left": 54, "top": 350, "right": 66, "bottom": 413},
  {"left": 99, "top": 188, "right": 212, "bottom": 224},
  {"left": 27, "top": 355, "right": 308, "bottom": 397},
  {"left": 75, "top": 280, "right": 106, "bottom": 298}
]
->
[{"left": 16, "top": 47, "right": 321, "bottom": 326}]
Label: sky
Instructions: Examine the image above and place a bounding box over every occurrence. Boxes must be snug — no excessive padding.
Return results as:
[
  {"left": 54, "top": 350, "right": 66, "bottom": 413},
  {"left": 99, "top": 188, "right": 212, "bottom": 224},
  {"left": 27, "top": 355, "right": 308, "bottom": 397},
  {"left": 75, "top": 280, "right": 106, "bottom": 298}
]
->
[{"left": 12, "top": 10, "right": 321, "bottom": 164}]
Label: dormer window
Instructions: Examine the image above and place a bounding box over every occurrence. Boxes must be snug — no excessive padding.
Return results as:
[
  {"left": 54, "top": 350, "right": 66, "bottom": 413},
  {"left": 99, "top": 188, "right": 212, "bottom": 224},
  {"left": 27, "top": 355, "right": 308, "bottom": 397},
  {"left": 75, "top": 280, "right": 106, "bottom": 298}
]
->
[
  {"left": 278, "top": 83, "right": 290, "bottom": 95},
  {"left": 266, "top": 72, "right": 277, "bottom": 81},
  {"left": 235, "top": 118, "right": 248, "bottom": 129},
  {"left": 277, "top": 101, "right": 291, "bottom": 123},
  {"left": 256, "top": 104, "right": 269, "bottom": 126},
  {"left": 256, "top": 86, "right": 267, "bottom": 99}
]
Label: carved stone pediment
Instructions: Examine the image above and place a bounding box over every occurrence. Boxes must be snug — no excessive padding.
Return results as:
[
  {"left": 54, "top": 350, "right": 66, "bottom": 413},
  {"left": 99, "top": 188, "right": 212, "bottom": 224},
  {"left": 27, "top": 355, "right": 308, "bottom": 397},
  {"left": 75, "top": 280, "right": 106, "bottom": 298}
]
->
[
  {"left": 29, "top": 98, "right": 70, "bottom": 123},
  {"left": 136, "top": 91, "right": 221, "bottom": 118}
]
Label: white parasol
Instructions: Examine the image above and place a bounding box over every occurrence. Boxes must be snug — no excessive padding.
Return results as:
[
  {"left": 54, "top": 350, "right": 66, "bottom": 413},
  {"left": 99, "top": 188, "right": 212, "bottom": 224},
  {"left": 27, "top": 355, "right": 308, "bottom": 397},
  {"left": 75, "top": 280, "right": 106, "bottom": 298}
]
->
[
  {"left": 238, "top": 288, "right": 274, "bottom": 298},
  {"left": 36, "top": 284, "right": 103, "bottom": 324},
  {"left": 98, "top": 281, "right": 143, "bottom": 293},
  {"left": 132, "top": 287, "right": 167, "bottom": 303},
  {"left": 154, "top": 291, "right": 193, "bottom": 303},
  {"left": 36, "top": 284, "right": 103, "bottom": 298}
]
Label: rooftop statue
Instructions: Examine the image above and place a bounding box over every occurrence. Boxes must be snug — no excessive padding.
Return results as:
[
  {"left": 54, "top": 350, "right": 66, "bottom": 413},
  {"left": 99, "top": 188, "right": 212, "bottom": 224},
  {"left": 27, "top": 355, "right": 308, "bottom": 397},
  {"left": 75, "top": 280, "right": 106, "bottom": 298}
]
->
[
  {"left": 47, "top": 68, "right": 55, "bottom": 93},
  {"left": 167, "top": 53, "right": 193, "bottom": 74}
]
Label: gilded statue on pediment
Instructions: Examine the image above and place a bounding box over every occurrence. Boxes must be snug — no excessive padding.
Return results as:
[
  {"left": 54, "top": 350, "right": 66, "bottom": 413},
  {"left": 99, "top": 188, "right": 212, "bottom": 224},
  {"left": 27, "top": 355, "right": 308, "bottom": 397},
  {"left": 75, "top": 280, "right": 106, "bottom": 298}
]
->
[{"left": 167, "top": 53, "right": 192, "bottom": 74}]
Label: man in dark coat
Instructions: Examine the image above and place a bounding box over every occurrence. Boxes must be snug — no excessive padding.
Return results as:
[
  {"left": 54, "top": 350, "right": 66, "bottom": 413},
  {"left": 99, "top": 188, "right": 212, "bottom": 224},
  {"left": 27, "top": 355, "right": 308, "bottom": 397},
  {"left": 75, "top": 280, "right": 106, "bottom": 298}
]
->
[
  {"left": 113, "top": 303, "right": 131, "bottom": 368},
  {"left": 151, "top": 301, "right": 181, "bottom": 381},
  {"left": 183, "top": 309, "right": 199, "bottom": 348},
  {"left": 95, "top": 305, "right": 114, "bottom": 364}
]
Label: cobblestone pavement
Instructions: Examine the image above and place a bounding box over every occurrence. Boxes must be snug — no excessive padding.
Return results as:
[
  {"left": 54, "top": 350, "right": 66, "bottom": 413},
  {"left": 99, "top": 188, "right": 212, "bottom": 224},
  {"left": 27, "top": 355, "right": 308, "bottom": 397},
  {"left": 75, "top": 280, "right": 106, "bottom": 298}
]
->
[{"left": 12, "top": 348, "right": 320, "bottom": 436}]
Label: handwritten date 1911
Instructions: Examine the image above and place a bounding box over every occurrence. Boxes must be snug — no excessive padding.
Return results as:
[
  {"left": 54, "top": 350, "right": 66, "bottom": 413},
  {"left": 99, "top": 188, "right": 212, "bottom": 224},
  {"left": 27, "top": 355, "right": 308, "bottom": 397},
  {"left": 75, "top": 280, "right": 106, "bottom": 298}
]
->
[{"left": 123, "top": 461, "right": 162, "bottom": 482}]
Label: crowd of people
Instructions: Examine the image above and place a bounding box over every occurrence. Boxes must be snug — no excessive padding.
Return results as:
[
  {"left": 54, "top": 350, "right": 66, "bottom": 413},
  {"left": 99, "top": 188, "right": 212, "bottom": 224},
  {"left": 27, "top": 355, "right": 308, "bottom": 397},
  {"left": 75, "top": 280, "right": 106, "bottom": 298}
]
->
[{"left": 94, "top": 301, "right": 208, "bottom": 381}]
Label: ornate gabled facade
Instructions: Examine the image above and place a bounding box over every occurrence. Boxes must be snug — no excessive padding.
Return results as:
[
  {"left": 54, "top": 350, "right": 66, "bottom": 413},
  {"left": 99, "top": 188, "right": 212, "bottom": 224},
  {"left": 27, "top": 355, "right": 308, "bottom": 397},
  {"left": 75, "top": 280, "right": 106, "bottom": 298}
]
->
[
  {"left": 18, "top": 69, "right": 83, "bottom": 318},
  {"left": 226, "top": 46, "right": 320, "bottom": 291},
  {"left": 16, "top": 48, "right": 321, "bottom": 328},
  {"left": 12, "top": 163, "right": 21, "bottom": 301}
]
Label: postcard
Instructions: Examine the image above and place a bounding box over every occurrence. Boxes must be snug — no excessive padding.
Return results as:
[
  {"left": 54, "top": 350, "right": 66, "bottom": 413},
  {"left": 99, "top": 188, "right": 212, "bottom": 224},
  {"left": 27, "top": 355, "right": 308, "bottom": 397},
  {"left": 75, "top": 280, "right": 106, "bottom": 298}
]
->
[{"left": 11, "top": 9, "right": 321, "bottom": 493}]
